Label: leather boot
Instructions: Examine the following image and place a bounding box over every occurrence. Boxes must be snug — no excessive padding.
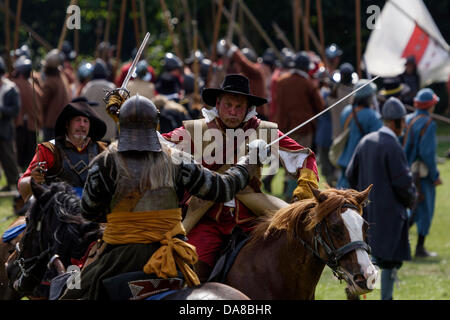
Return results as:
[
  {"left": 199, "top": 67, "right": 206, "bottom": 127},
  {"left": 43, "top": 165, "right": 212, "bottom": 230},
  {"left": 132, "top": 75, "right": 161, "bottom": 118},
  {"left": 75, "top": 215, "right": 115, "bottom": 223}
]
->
[
  {"left": 193, "top": 260, "right": 213, "bottom": 283},
  {"left": 415, "top": 245, "right": 438, "bottom": 258},
  {"left": 415, "top": 235, "right": 437, "bottom": 258}
]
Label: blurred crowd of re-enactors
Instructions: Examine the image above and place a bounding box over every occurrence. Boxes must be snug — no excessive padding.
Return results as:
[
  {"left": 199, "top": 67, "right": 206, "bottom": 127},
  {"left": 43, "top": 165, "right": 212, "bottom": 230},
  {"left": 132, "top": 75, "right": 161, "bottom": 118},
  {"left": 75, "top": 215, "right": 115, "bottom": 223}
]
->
[{"left": 0, "top": 38, "right": 449, "bottom": 273}]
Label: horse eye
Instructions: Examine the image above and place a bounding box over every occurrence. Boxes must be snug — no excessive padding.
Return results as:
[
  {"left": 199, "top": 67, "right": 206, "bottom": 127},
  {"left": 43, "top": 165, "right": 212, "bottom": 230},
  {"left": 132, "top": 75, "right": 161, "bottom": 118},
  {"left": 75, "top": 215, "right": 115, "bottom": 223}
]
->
[{"left": 329, "top": 222, "right": 341, "bottom": 233}]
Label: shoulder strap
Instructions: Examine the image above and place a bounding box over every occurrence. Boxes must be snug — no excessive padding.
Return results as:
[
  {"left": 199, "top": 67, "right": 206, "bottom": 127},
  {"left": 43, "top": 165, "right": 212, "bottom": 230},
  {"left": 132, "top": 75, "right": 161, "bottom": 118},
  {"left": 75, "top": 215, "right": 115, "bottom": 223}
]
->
[
  {"left": 420, "top": 117, "right": 433, "bottom": 138},
  {"left": 351, "top": 106, "right": 364, "bottom": 135},
  {"left": 402, "top": 114, "right": 426, "bottom": 147},
  {"left": 343, "top": 112, "right": 354, "bottom": 130},
  {"left": 343, "top": 106, "right": 363, "bottom": 130}
]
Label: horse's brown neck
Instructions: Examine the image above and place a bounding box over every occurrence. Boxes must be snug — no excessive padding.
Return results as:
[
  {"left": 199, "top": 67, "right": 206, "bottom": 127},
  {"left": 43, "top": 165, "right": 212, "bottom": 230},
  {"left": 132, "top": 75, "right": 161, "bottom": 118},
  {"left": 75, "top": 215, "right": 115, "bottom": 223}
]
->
[{"left": 226, "top": 230, "right": 326, "bottom": 300}]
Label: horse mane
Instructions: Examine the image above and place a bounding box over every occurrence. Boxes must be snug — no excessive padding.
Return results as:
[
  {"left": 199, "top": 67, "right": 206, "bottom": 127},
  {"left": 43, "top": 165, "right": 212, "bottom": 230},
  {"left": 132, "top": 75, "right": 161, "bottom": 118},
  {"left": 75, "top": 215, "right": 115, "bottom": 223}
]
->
[
  {"left": 249, "top": 188, "right": 363, "bottom": 244},
  {"left": 30, "top": 182, "right": 102, "bottom": 244}
]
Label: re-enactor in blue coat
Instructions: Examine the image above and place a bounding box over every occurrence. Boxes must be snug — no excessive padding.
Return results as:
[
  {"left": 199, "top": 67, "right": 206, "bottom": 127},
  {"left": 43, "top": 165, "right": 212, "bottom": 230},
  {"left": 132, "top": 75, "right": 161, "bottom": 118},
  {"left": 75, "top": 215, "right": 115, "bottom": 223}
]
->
[
  {"left": 337, "top": 79, "right": 382, "bottom": 189},
  {"left": 346, "top": 97, "right": 417, "bottom": 300},
  {"left": 403, "top": 88, "right": 442, "bottom": 258}
]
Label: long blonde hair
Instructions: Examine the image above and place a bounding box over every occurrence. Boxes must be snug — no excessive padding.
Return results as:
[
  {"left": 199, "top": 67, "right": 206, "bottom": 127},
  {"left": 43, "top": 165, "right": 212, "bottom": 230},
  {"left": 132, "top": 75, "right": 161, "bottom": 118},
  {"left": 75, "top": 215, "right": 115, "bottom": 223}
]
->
[{"left": 99, "top": 141, "right": 176, "bottom": 195}]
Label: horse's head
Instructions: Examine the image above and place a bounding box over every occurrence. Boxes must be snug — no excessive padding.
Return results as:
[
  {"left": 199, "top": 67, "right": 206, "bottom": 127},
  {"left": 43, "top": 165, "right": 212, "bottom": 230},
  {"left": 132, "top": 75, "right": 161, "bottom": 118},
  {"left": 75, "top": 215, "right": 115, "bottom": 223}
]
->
[
  {"left": 6, "top": 180, "right": 52, "bottom": 295},
  {"left": 6, "top": 180, "right": 93, "bottom": 296},
  {"left": 307, "top": 185, "right": 377, "bottom": 296}
]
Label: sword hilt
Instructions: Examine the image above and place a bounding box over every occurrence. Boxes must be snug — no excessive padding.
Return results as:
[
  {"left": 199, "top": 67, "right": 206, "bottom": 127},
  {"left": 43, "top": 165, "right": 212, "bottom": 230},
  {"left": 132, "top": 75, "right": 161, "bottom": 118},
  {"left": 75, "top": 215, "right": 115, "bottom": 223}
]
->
[{"left": 104, "top": 88, "right": 130, "bottom": 123}]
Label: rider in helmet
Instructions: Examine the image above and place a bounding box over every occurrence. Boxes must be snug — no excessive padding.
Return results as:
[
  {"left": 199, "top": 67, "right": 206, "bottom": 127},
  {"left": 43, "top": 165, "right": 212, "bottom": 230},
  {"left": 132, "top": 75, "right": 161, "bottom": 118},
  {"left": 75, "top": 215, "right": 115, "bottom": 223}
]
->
[{"left": 60, "top": 94, "right": 266, "bottom": 300}]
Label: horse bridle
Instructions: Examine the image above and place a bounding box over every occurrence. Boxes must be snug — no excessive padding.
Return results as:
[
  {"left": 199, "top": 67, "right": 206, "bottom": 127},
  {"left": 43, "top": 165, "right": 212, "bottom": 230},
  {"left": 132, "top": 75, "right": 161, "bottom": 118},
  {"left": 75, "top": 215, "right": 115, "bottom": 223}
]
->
[
  {"left": 13, "top": 200, "right": 56, "bottom": 285},
  {"left": 296, "top": 203, "right": 371, "bottom": 281}
]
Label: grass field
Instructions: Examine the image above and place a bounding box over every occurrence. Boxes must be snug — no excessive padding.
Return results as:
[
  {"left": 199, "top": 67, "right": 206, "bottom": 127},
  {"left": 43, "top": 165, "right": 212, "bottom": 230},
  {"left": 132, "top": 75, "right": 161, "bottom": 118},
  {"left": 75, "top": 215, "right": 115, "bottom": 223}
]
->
[{"left": 0, "top": 122, "right": 449, "bottom": 300}]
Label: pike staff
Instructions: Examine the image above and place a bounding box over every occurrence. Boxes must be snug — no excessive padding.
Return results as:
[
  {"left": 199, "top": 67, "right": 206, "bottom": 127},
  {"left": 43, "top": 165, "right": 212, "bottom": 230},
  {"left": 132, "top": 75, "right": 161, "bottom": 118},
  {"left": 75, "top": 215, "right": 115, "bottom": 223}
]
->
[{"left": 27, "top": 32, "right": 47, "bottom": 175}]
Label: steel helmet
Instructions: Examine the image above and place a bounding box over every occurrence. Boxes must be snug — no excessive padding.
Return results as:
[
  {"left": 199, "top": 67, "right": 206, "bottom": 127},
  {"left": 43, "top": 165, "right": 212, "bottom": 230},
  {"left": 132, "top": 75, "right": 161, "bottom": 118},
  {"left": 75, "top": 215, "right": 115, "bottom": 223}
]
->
[
  {"left": 13, "top": 55, "right": 33, "bottom": 76},
  {"left": 325, "top": 43, "right": 343, "bottom": 59},
  {"left": 294, "top": 51, "right": 311, "bottom": 71},
  {"left": 242, "top": 48, "right": 257, "bottom": 63},
  {"left": 77, "top": 62, "right": 94, "bottom": 82},
  {"left": 118, "top": 95, "right": 161, "bottom": 152},
  {"left": 162, "top": 52, "right": 183, "bottom": 72},
  {"left": 42, "top": 49, "right": 63, "bottom": 69}
]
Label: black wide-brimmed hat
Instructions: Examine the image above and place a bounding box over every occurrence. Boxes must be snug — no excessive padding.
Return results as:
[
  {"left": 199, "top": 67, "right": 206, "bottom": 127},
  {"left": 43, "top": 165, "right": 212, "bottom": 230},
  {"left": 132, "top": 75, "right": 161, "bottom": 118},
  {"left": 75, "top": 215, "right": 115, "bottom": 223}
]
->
[
  {"left": 54, "top": 101, "right": 107, "bottom": 141},
  {"left": 202, "top": 74, "right": 267, "bottom": 107},
  {"left": 379, "top": 76, "right": 410, "bottom": 97}
]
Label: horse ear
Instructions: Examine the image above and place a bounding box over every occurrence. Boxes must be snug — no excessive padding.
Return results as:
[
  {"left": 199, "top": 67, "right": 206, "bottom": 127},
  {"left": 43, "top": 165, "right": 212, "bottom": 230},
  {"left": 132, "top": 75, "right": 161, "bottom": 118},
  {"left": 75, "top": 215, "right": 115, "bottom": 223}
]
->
[
  {"left": 355, "top": 184, "right": 373, "bottom": 205},
  {"left": 310, "top": 185, "right": 327, "bottom": 203},
  {"left": 30, "top": 178, "right": 47, "bottom": 200}
]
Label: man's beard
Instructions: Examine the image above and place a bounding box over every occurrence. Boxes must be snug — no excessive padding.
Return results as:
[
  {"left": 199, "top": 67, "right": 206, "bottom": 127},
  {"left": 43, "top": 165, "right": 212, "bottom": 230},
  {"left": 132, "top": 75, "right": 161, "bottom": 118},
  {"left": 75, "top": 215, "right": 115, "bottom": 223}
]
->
[{"left": 73, "top": 134, "right": 87, "bottom": 140}]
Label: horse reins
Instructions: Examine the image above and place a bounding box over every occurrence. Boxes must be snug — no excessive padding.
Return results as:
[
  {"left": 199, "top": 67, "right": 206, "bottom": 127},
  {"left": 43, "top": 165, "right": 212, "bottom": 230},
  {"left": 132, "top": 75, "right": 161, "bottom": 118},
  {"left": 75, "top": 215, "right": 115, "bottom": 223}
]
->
[
  {"left": 13, "top": 200, "right": 56, "bottom": 284},
  {"left": 296, "top": 203, "right": 371, "bottom": 281}
]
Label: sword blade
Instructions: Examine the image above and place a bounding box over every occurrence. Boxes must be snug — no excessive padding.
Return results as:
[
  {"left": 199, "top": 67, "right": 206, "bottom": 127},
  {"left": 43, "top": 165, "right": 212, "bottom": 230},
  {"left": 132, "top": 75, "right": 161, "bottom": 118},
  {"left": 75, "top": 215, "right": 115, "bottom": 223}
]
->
[
  {"left": 267, "top": 75, "right": 380, "bottom": 147},
  {"left": 119, "top": 32, "right": 151, "bottom": 94}
]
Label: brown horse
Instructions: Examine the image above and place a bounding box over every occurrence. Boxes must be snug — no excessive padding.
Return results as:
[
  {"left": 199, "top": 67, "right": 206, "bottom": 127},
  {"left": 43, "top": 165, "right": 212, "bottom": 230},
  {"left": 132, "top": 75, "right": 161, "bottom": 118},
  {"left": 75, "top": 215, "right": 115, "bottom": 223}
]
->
[{"left": 224, "top": 186, "right": 378, "bottom": 299}]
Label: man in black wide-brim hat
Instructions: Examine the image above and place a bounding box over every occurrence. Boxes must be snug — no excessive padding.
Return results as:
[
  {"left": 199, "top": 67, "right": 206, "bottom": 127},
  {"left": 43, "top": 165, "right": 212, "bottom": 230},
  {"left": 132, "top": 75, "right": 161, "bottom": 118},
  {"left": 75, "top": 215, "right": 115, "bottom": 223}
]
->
[
  {"left": 18, "top": 98, "right": 108, "bottom": 201},
  {"left": 162, "top": 74, "right": 320, "bottom": 282}
]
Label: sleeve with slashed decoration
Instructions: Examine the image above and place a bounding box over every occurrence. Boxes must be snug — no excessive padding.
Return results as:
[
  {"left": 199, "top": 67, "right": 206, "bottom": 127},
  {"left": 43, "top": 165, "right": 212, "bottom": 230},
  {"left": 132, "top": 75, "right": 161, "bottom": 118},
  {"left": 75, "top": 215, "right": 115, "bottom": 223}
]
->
[
  {"left": 81, "top": 153, "right": 117, "bottom": 223},
  {"left": 175, "top": 160, "right": 250, "bottom": 203}
]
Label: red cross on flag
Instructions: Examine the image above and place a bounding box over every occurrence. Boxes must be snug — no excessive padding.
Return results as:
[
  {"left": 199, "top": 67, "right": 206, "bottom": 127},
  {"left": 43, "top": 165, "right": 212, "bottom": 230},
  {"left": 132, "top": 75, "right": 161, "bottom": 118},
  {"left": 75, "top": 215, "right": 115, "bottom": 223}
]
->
[{"left": 364, "top": 0, "right": 450, "bottom": 87}]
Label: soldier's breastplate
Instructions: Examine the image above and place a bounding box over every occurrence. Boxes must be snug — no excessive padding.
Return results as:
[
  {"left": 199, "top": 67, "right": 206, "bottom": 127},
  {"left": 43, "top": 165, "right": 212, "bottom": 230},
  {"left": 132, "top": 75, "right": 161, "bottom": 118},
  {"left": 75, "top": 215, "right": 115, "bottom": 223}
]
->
[{"left": 49, "top": 142, "right": 98, "bottom": 187}]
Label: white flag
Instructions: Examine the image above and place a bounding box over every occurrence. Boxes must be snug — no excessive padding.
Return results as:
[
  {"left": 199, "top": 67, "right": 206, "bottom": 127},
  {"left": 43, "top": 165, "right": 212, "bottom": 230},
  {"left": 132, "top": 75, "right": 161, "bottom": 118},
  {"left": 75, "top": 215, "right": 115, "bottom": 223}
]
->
[{"left": 364, "top": 0, "right": 450, "bottom": 87}]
